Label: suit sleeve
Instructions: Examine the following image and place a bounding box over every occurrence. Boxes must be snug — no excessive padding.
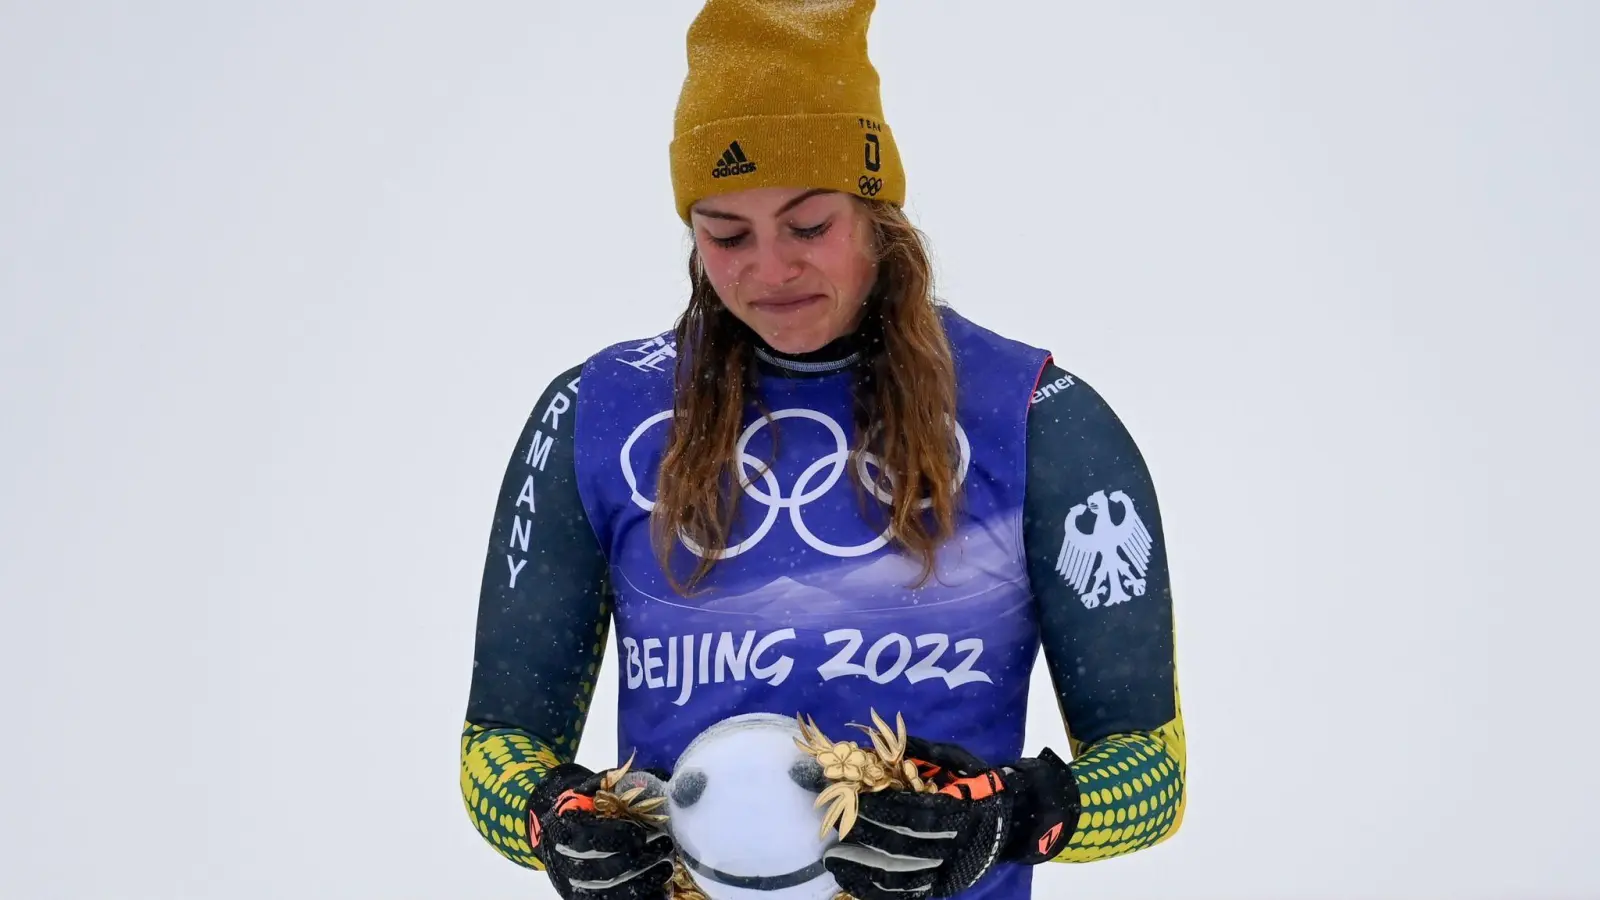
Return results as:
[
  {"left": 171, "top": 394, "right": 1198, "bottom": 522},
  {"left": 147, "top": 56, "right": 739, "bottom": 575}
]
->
[
  {"left": 1023, "top": 362, "right": 1187, "bottom": 862},
  {"left": 460, "top": 363, "right": 611, "bottom": 870}
]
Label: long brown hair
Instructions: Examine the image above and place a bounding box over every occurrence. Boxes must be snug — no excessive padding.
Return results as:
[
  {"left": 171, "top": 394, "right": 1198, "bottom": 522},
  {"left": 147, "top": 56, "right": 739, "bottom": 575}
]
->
[{"left": 651, "top": 198, "right": 961, "bottom": 594}]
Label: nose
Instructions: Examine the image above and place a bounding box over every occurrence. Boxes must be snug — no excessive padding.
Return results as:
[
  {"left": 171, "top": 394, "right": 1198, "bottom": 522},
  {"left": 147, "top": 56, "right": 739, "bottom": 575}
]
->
[{"left": 745, "top": 237, "right": 803, "bottom": 289}]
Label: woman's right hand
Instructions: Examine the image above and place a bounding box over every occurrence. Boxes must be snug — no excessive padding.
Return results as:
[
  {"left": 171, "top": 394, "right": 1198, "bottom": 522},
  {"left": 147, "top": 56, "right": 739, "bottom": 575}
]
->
[{"left": 529, "top": 763, "right": 676, "bottom": 900}]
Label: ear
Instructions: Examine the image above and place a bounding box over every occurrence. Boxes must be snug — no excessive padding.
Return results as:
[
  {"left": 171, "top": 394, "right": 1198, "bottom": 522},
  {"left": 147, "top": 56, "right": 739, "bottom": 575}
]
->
[
  {"left": 788, "top": 756, "right": 827, "bottom": 793},
  {"left": 670, "top": 768, "right": 708, "bottom": 808}
]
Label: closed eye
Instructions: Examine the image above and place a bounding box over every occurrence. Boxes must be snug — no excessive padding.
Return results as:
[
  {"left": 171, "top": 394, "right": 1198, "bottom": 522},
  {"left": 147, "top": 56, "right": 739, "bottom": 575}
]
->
[
  {"left": 792, "top": 220, "right": 832, "bottom": 240},
  {"left": 706, "top": 220, "right": 830, "bottom": 249}
]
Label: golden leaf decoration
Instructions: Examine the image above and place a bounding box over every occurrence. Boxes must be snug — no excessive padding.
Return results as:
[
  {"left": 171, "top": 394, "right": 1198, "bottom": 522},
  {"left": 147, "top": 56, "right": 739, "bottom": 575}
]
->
[
  {"left": 815, "top": 781, "right": 859, "bottom": 839},
  {"left": 793, "top": 709, "right": 939, "bottom": 842},
  {"left": 851, "top": 709, "right": 907, "bottom": 766},
  {"left": 590, "top": 751, "right": 669, "bottom": 829},
  {"left": 669, "top": 858, "right": 710, "bottom": 900}
]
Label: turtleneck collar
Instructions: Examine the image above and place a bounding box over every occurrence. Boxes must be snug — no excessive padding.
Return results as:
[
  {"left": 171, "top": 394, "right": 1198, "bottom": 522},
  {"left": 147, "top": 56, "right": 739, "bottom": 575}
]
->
[{"left": 754, "top": 335, "right": 861, "bottom": 375}]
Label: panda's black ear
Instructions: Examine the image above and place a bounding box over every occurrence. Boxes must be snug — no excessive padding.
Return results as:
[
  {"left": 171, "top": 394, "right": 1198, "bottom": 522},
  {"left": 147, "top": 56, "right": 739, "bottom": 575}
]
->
[
  {"left": 671, "top": 768, "right": 707, "bottom": 808},
  {"left": 788, "top": 757, "right": 827, "bottom": 793}
]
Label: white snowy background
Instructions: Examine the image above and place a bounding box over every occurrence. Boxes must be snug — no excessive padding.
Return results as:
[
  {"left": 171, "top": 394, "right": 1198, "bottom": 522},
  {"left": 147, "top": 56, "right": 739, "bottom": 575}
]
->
[{"left": 2, "top": 2, "right": 1597, "bottom": 898}]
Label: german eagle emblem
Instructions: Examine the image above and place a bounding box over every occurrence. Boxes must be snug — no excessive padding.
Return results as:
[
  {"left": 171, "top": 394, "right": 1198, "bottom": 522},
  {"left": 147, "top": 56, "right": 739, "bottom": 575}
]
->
[{"left": 1055, "top": 489, "right": 1153, "bottom": 609}]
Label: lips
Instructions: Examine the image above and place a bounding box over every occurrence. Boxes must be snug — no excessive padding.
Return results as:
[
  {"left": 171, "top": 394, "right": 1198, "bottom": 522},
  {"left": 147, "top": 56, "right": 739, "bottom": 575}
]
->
[{"left": 751, "top": 293, "right": 825, "bottom": 311}]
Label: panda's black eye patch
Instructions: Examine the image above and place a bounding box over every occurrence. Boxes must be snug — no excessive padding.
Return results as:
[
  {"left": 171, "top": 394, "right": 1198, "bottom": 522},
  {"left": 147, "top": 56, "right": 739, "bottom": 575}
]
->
[
  {"left": 671, "top": 768, "right": 707, "bottom": 808},
  {"left": 788, "top": 757, "right": 827, "bottom": 793}
]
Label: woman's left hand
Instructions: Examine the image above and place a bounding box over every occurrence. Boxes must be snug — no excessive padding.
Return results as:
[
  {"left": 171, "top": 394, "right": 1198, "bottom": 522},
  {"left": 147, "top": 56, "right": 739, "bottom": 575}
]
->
[{"left": 821, "top": 736, "right": 1079, "bottom": 900}]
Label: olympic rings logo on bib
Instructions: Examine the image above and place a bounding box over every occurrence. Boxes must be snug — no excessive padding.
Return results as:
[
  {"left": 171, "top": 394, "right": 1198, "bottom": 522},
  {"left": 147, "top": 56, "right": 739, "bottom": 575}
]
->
[{"left": 620, "top": 408, "right": 971, "bottom": 560}]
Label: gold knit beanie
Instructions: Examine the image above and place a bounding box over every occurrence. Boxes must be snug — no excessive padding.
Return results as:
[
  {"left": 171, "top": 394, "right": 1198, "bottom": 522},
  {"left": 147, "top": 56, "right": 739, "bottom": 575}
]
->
[{"left": 669, "top": 0, "right": 905, "bottom": 224}]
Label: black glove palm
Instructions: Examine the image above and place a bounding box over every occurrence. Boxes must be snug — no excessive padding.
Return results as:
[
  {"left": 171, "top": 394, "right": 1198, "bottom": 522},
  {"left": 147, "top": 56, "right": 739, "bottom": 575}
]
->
[
  {"left": 529, "top": 763, "right": 675, "bottom": 900},
  {"left": 821, "top": 737, "right": 1079, "bottom": 900}
]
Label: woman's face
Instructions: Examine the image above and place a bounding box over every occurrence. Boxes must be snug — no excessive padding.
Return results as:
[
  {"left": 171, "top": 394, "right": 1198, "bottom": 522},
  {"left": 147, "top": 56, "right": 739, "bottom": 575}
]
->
[{"left": 690, "top": 187, "right": 879, "bottom": 355}]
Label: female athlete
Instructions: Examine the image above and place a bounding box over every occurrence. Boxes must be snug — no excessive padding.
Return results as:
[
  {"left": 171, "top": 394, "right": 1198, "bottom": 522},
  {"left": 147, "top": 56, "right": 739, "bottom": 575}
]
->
[{"left": 461, "top": 2, "right": 1185, "bottom": 898}]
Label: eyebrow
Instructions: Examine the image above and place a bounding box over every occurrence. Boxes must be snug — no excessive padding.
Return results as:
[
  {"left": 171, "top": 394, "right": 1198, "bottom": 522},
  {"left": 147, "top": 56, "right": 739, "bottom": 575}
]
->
[{"left": 691, "top": 188, "right": 833, "bottom": 222}]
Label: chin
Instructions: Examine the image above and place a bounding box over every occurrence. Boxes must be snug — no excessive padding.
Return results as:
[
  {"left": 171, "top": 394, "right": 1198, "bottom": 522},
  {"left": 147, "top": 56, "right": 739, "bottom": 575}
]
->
[
  {"left": 755, "top": 316, "right": 840, "bottom": 356},
  {"left": 763, "top": 333, "right": 828, "bottom": 355}
]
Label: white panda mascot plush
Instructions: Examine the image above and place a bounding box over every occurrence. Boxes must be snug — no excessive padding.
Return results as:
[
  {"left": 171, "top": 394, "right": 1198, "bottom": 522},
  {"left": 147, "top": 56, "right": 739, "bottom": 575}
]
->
[{"left": 616, "top": 712, "right": 843, "bottom": 900}]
